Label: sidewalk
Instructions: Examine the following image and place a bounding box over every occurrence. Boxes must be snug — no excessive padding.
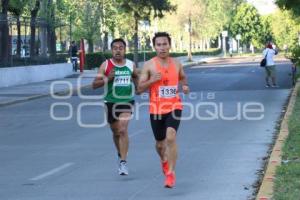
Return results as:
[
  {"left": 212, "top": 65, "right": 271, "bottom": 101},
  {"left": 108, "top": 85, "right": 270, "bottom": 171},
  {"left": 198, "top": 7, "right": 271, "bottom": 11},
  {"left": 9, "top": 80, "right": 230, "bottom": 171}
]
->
[{"left": 0, "top": 55, "right": 221, "bottom": 107}]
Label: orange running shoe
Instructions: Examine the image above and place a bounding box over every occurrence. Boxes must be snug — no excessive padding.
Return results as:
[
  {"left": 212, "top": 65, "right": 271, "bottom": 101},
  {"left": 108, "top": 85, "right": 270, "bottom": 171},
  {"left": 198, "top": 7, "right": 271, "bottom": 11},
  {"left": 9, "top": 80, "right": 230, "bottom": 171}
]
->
[
  {"left": 164, "top": 172, "right": 175, "bottom": 188},
  {"left": 161, "top": 161, "right": 169, "bottom": 176}
]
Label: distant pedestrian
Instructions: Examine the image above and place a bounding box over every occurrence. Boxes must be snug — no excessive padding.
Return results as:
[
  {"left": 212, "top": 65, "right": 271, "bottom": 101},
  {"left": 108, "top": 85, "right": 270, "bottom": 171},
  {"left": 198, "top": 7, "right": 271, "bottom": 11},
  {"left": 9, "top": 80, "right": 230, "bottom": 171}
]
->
[
  {"left": 69, "top": 41, "right": 78, "bottom": 72},
  {"left": 262, "top": 42, "right": 278, "bottom": 88}
]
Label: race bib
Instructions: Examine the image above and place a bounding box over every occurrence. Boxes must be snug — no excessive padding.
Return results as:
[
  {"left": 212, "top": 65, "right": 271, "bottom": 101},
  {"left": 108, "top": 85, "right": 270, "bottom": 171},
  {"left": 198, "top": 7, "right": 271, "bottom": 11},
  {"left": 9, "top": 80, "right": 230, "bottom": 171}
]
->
[
  {"left": 113, "top": 76, "right": 131, "bottom": 87},
  {"left": 159, "top": 86, "right": 177, "bottom": 98}
]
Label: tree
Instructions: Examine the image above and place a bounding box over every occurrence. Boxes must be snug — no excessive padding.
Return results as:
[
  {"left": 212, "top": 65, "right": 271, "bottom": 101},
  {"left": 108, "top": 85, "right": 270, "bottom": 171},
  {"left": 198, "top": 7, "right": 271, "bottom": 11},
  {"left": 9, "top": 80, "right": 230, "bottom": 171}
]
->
[
  {"left": 271, "top": 10, "right": 300, "bottom": 50},
  {"left": 0, "top": 0, "right": 10, "bottom": 65},
  {"left": 157, "top": 0, "right": 242, "bottom": 52},
  {"left": 229, "top": 3, "right": 263, "bottom": 48},
  {"left": 29, "top": 0, "right": 40, "bottom": 58},
  {"left": 55, "top": 0, "right": 78, "bottom": 43},
  {"left": 47, "top": 0, "right": 56, "bottom": 60},
  {"left": 99, "top": 0, "right": 121, "bottom": 51},
  {"left": 255, "top": 15, "right": 273, "bottom": 48},
  {"left": 8, "top": 0, "right": 29, "bottom": 57},
  {"left": 275, "top": 0, "right": 300, "bottom": 17},
  {"left": 118, "top": 0, "right": 175, "bottom": 67},
  {"left": 73, "top": 0, "right": 101, "bottom": 53}
]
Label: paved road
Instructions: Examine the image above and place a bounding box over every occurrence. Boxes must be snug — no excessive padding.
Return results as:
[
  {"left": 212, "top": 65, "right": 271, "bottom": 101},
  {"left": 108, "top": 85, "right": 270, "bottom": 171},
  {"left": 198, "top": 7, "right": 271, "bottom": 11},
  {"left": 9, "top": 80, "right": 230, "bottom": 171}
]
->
[{"left": 0, "top": 60, "right": 293, "bottom": 200}]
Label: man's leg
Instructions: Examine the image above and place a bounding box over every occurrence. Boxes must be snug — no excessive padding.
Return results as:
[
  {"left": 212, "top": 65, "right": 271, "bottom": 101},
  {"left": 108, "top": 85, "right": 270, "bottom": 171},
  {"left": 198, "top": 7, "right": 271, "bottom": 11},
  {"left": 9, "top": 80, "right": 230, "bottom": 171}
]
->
[
  {"left": 164, "top": 110, "right": 181, "bottom": 188},
  {"left": 150, "top": 114, "right": 169, "bottom": 175},
  {"left": 114, "top": 112, "right": 131, "bottom": 175},
  {"left": 270, "top": 66, "right": 277, "bottom": 86},
  {"left": 150, "top": 114, "right": 167, "bottom": 160},
  {"left": 164, "top": 127, "right": 177, "bottom": 188},
  {"left": 110, "top": 122, "right": 121, "bottom": 157},
  {"left": 156, "top": 140, "right": 167, "bottom": 162},
  {"left": 117, "top": 112, "right": 131, "bottom": 161},
  {"left": 265, "top": 68, "right": 271, "bottom": 87},
  {"left": 165, "top": 127, "right": 177, "bottom": 173}
]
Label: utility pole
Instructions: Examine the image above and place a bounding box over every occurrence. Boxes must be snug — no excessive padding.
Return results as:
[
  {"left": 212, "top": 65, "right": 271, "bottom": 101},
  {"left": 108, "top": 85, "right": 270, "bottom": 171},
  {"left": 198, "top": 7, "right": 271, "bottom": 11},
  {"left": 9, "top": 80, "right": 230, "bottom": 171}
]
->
[
  {"left": 222, "top": 31, "right": 228, "bottom": 57},
  {"left": 188, "top": 12, "right": 192, "bottom": 62}
]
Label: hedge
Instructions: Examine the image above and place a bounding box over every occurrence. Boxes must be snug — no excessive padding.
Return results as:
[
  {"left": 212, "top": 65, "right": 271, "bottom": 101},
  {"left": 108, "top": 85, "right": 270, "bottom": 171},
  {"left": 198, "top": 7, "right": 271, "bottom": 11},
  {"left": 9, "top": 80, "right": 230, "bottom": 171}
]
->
[{"left": 85, "top": 48, "right": 222, "bottom": 69}]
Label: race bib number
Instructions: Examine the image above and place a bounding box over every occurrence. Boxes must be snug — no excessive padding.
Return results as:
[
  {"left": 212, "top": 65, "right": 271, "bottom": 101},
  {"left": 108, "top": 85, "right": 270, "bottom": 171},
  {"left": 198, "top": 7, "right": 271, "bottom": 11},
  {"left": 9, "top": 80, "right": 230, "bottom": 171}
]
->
[
  {"left": 113, "top": 76, "right": 131, "bottom": 87},
  {"left": 159, "top": 86, "right": 177, "bottom": 98}
]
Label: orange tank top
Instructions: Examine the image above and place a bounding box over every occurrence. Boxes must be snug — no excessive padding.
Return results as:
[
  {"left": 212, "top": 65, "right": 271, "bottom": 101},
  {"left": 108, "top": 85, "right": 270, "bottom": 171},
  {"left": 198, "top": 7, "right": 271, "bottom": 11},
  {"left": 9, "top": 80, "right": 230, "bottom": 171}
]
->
[{"left": 149, "top": 57, "right": 183, "bottom": 114}]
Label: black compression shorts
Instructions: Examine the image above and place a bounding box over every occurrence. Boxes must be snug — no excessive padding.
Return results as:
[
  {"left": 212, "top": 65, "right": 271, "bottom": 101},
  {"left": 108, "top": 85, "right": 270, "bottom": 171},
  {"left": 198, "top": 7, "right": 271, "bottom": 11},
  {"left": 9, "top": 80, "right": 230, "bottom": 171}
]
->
[
  {"left": 104, "top": 101, "right": 134, "bottom": 124},
  {"left": 150, "top": 109, "right": 182, "bottom": 141}
]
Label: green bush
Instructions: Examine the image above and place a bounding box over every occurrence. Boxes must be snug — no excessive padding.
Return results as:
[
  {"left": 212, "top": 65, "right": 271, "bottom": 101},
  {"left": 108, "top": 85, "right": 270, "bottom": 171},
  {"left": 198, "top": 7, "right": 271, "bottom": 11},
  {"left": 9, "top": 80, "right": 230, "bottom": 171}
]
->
[
  {"left": 85, "top": 48, "right": 221, "bottom": 69},
  {"left": 291, "top": 45, "right": 300, "bottom": 66}
]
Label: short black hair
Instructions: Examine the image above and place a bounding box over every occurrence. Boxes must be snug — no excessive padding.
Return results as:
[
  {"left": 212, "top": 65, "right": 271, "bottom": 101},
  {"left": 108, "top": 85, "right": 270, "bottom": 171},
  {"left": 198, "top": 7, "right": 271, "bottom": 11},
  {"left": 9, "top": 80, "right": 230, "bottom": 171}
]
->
[
  {"left": 111, "top": 38, "right": 126, "bottom": 48},
  {"left": 152, "top": 32, "right": 171, "bottom": 46}
]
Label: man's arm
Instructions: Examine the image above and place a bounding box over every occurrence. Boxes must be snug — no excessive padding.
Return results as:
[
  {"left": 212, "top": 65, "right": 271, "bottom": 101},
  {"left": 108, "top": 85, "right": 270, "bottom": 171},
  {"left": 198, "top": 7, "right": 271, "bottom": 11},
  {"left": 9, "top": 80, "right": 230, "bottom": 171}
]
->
[
  {"left": 92, "top": 61, "right": 108, "bottom": 89},
  {"left": 177, "top": 61, "right": 190, "bottom": 94},
  {"left": 137, "top": 61, "right": 161, "bottom": 93},
  {"left": 132, "top": 64, "right": 139, "bottom": 92}
]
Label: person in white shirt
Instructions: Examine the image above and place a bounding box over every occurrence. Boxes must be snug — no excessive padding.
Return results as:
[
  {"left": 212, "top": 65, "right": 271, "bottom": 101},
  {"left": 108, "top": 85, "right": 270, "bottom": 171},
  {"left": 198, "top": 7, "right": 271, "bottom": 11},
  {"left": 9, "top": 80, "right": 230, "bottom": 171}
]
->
[{"left": 262, "top": 43, "right": 278, "bottom": 87}]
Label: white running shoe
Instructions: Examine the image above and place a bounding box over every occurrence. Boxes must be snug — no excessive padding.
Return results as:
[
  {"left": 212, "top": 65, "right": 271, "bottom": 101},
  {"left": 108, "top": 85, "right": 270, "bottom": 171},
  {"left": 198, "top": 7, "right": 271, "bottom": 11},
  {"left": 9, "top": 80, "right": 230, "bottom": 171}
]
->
[{"left": 118, "top": 161, "right": 128, "bottom": 175}]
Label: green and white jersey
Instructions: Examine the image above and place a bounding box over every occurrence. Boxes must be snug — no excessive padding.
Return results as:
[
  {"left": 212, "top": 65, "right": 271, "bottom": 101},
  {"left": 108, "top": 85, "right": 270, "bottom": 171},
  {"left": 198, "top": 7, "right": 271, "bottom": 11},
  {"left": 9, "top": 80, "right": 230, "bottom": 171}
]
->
[{"left": 104, "top": 59, "right": 134, "bottom": 103}]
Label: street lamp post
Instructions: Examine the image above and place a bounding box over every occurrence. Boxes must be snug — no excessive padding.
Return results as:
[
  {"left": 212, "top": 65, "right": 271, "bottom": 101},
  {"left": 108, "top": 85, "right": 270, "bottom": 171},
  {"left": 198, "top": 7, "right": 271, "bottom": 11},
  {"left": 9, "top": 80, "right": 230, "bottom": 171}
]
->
[
  {"left": 188, "top": 12, "right": 192, "bottom": 62},
  {"left": 236, "top": 34, "right": 241, "bottom": 55},
  {"left": 141, "top": 20, "right": 149, "bottom": 62},
  {"left": 222, "top": 31, "right": 228, "bottom": 57}
]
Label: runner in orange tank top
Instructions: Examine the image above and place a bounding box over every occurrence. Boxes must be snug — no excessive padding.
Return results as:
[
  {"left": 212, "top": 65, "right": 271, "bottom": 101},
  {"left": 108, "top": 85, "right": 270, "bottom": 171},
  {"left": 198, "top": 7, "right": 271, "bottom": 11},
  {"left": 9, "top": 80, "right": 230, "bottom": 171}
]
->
[
  {"left": 148, "top": 56, "right": 183, "bottom": 114},
  {"left": 138, "top": 32, "right": 190, "bottom": 188}
]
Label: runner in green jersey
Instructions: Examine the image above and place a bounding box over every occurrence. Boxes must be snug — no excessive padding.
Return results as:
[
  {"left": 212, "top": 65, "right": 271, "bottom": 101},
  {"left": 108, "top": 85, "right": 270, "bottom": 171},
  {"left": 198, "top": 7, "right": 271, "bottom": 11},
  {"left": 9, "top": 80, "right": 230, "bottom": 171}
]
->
[{"left": 92, "top": 38, "right": 139, "bottom": 175}]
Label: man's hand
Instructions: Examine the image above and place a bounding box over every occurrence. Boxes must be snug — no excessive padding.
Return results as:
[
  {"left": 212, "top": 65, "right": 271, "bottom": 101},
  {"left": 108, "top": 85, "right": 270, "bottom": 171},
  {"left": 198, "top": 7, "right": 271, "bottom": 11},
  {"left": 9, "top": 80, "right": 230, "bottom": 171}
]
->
[
  {"left": 182, "top": 85, "right": 190, "bottom": 94},
  {"left": 107, "top": 69, "right": 115, "bottom": 82},
  {"left": 150, "top": 71, "right": 162, "bottom": 83}
]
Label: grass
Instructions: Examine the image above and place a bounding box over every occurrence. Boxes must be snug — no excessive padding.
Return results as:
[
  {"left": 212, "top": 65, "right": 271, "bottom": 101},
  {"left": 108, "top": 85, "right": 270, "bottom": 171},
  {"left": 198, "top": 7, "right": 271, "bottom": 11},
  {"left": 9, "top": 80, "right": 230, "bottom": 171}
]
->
[{"left": 273, "top": 86, "right": 300, "bottom": 200}]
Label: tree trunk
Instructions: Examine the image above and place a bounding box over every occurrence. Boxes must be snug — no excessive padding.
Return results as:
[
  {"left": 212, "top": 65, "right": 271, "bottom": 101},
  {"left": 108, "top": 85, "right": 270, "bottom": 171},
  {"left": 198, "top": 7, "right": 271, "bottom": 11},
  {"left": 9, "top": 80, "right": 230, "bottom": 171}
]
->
[
  {"left": 207, "top": 39, "right": 211, "bottom": 49},
  {"left": 0, "top": 0, "right": 9, "bottom": 65},
  {"left": 88, "top": 39, "right": 93, "bottom": 53},
  {"left": 47, "top": 0, "right": 56, "bottom": 60},
  {"left": 40, "top": 1, "right": 47, "bottom": 57},
  {"left": 30, "top": 17, "right": 36, "bottom": 58},
  {"left": 30, "top": 0, "right": 40, "bottom": 59},
  {"left": 133, "top": 15, "right": 139, "bottom": 67},
  {"left": 103, "top": 31, "right": 108, "bottom": 51},
  {"left": 16, "top": 15, "right": 21, "bottom": 58},
  {"left": 48, "top": 26, "right": 56, "bottom": 60}
]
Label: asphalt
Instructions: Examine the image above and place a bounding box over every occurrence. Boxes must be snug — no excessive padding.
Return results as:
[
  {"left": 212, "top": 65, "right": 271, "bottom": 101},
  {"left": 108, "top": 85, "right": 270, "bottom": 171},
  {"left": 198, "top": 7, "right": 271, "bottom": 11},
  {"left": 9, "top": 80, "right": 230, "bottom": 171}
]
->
[
  {"left": 0, "top": 55, "right": 216, "bottom": 107},
  {"left": 0, "top": 56, "right": 294, "bottom": 200}
]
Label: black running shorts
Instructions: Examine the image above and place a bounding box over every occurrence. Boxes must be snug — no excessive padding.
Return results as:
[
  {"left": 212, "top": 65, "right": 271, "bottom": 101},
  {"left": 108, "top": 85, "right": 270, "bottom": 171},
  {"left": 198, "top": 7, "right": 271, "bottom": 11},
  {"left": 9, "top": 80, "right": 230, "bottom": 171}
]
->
[
  {"left": 150, "top": 109, "right": 182, "bottom": 141},
  {"left": 104, "top": 101, "right": 134, "bottom": 124}
]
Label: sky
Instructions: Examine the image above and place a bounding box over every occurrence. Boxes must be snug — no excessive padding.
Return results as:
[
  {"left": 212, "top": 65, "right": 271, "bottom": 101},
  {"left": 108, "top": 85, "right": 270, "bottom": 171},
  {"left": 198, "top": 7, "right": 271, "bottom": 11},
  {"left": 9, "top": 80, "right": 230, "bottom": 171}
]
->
[{"left": 247, "top": 0, "right": 278, "bottom": 15}]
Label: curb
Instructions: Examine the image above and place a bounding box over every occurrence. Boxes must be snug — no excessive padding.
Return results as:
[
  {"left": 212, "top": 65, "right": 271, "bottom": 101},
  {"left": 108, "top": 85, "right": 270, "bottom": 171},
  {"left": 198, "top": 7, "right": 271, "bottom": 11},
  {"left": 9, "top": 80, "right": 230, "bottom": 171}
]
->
[
  {"left": 0, "top": 84, "right": 91, "bottom": 107},
  {"left": 256, "top": 80, "right": 299, "bottom": 200},
  {"left": 183, "top": 61, "right": 207, "bottom": 67},
  {"left": 0, "top": 94, "right": 50, "bottom": 107}
]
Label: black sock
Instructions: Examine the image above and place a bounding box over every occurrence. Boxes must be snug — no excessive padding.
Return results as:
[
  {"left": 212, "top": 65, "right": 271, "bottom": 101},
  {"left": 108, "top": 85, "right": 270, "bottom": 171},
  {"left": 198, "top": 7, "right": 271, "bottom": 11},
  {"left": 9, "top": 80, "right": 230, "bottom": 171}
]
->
[{"left": 120, "top": 160, "right": 126, "bottom": 163}]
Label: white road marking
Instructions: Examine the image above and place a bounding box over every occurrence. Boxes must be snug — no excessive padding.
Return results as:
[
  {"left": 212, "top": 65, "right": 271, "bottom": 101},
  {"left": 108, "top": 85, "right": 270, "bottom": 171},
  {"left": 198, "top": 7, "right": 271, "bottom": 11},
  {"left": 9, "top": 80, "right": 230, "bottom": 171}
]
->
[
  {"left": 30, "top": 163, "right": 74, "bottom": 181},
  {"left": 191, "top": 62, "right": 288, "bottom": 69}
]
